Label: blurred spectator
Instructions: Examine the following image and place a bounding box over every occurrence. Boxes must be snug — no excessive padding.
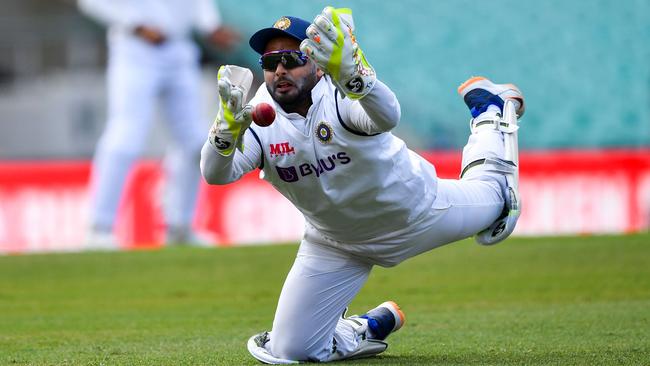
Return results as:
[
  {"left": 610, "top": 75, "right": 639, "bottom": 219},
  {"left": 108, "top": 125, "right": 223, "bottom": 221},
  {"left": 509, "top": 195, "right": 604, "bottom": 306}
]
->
[{"left": 78, "top": 0, "right": 240, "bottom": 249}]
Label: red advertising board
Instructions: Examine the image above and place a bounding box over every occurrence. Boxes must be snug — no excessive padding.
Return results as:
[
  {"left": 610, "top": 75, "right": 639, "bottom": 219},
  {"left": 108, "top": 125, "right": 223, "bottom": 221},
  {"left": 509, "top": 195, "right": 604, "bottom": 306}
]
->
[{"left": 1, "top": 149, "right": 649, "bottom": 253}]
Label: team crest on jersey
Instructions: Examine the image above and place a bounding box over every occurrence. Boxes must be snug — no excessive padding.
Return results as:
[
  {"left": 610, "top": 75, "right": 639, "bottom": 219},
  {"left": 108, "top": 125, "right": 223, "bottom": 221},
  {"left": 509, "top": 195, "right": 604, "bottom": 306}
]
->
[{"left": 316, "top": 122, "right": 333, "bottom": 144}]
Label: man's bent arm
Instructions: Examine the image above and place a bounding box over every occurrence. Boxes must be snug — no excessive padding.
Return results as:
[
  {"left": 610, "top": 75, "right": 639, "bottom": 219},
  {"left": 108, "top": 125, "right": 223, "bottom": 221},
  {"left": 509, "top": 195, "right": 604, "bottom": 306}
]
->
[
  {"left": 200, "top": 130, "right": 260, "bottom": 185},
  {"left": 341, "top": 80, "right": 401, "bottom": 135}
]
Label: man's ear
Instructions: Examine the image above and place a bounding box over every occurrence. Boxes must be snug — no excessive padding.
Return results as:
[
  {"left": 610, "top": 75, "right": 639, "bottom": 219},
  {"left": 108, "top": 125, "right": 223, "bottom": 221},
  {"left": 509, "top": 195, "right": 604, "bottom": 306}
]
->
[{"left": 316, "top": 68, "right": 324, "bottom": 77}]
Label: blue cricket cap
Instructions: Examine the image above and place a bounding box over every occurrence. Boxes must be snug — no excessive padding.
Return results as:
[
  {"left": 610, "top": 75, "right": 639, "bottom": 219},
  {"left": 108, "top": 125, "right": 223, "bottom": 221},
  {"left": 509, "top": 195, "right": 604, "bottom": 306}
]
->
[{"left": 249, "top": 16, "right": 311, "bottom": 55}]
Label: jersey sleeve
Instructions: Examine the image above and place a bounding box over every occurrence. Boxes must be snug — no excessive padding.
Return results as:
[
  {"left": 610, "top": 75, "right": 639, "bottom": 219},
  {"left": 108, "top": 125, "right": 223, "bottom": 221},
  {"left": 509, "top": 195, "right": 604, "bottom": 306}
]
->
[
  {"left": 77, "top": 0, "right": 143, "bottom": 29},
  {"left": 337, "top": 79, "right": 401, "bottom": 135},
  {"left": 200, "top": 128, "right": 262, "bottom": 185},
  {"left": 194, "top": 0, "right": 222, "bottom": 34}
]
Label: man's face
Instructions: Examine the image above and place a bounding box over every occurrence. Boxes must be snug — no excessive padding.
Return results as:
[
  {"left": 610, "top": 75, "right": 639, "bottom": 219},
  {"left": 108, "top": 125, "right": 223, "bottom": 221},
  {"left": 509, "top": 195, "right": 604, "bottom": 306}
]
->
[{"left": 263, "top": 37, "right": 320, "bottom": 107}]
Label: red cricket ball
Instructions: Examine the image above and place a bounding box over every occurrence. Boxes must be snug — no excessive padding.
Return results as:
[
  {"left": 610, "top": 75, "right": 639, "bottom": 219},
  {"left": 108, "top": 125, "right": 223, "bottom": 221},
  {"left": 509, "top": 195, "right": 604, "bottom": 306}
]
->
[{"left": 252, "top": 103, "right": 276, "bottom": 127}]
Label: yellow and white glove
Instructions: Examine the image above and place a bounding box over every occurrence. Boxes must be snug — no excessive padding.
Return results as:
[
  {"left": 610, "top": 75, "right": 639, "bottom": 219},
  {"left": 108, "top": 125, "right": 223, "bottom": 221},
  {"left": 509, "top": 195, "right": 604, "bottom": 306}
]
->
[
  {"left": 209, "top": 65, "right": 254, "bottom": 156},
  {"left": 300, "top": 7, "right": 376, "bottom": 100}
]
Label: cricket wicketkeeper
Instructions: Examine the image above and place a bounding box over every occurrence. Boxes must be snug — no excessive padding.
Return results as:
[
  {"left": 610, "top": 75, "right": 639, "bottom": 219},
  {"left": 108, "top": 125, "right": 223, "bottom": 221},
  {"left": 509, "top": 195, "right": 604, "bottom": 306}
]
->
[{"left": 201, "top": 6, "right": 524, "bottom": 363}]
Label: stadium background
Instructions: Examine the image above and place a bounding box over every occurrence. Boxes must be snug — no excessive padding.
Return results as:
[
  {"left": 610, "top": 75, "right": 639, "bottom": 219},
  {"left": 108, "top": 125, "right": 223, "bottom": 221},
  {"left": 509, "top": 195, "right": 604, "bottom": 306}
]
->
[{"left": 0, "top": 0, "right": 649, "bottom": 252}]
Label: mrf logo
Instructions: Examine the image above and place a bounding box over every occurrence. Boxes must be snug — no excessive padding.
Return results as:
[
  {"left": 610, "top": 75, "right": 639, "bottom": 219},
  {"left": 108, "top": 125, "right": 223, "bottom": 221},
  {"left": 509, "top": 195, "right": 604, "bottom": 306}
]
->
[
  {"left": 270, "top": 142, "right": 295, "bottom": 157},
  {"left": 275, "top": 152, "right": 351, "bottom": 183}
]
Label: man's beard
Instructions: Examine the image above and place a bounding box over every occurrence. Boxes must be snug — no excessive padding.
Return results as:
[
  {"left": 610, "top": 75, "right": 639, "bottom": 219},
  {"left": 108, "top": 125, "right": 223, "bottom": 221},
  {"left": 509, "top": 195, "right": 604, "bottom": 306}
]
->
[{"left": 267, "top": 73, "right": 319, "bottom": 114}]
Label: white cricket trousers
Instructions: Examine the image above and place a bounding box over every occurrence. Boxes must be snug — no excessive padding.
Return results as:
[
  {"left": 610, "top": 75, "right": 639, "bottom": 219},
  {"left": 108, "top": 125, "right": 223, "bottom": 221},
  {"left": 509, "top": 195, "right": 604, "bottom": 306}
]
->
[
  {"left": 268, "top": 129, "right": 507, "bottom": 362},
  {"left": 89, "top": 38, "right": 207, "bottom": 231}
]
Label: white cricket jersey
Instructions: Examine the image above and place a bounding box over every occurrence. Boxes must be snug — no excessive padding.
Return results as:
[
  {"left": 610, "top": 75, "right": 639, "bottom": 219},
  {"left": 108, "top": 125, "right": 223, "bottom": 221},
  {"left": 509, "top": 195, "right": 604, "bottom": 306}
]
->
[
  {"left": 79, "top": 0, "right": 223, "bottom": 68},
  {"left": 78, "top": 0, "right": 221, "bottom": 41},
  {"left": 240, "top": 77, "right": 439, "bottom": 243}
]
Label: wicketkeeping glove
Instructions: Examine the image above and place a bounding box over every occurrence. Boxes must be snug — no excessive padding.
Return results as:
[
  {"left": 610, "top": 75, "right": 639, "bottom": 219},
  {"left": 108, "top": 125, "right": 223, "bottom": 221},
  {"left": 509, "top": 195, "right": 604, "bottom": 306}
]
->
[
  {"left": 208, "top": 65, "right": 254, "bottom": 156},
  {"left": 300, "top": 7, "right": 376, "bottom": 100}
]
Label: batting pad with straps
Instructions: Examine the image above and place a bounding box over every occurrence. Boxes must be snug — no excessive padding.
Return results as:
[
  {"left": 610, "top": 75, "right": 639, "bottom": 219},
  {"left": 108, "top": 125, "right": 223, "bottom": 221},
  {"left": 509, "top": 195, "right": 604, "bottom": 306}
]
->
[{"left": 462, "top": 99, "right": 522, "bottom": 245}]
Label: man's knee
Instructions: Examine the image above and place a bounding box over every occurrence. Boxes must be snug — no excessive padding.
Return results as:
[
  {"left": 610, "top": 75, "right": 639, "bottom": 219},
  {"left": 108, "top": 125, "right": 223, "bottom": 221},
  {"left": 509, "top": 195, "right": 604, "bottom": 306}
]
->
[
  {"left": 270, "top": 339, "right": 310, "bottom": 361},
  {"left": 460, "top": 158, "right": 510, "bottom": 193},
  {"left": 270, "top": 333, "right": 326, "bottom": 362}
]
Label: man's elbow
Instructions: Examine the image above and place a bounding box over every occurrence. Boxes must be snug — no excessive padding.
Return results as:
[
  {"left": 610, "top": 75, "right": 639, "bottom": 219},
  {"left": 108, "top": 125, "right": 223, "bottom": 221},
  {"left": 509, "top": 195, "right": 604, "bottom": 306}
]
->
[
  {"left": 386, "top": 109, "right": 401, "bottom": 130},
  {"left": 201, "top": 169, "right": 233, "bottom": 186},
  {"left": 201, "top": 172, "right": 222, "bottom": 185},
  {"left": 200, "top": 159, "right": 230, "bottom": 185},
  {"left": 391, "top": 100, "right": 402, "bottom": 127},
  {"left": 377, "top": 104, "right": 401, "bottom": 132},
  {"left": 201, "top": 171, "right": 233, "bottom": 185}
]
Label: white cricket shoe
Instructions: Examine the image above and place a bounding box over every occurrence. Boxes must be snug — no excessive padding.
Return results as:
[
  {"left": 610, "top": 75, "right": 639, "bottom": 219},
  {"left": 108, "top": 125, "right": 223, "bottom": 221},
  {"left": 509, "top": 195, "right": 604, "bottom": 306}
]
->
[
  {"left": 458, "top": 76, "right": 525, "bottom": 118},
  {"left": 357, "top": 301, "right": 406, "bottom": 340},
  {"left": 85, "top": 228, "right": 119, "bottom": 251},
  {"left": 165, "top": 226, "right": 215, "bottom": 248}
]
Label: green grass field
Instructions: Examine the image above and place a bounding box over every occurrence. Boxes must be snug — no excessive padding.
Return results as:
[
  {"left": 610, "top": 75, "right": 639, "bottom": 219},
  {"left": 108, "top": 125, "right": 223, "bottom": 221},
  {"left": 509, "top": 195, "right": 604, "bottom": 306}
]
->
[{"left": 1, "top": 233, "right": 649, "bottom": 365}]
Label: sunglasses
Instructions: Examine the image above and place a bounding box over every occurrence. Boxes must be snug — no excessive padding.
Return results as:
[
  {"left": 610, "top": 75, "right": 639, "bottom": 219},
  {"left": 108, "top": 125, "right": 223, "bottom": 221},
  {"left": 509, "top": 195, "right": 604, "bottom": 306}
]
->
[{"left": 259, "top": 50, "right": 309, "bottom": 71}]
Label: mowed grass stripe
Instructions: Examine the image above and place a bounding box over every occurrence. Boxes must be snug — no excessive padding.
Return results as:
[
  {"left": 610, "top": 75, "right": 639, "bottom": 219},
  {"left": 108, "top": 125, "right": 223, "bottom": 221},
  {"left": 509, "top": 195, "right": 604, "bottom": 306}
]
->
[{"left": 1, "top": 233, "right": 648, "bottom": 365}]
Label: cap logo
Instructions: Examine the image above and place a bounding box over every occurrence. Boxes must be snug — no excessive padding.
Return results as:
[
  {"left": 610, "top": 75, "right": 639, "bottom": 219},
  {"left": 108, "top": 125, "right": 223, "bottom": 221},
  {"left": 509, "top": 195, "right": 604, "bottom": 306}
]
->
[{"left": 273, "top": 17, "right": 291, "bottom": 30}]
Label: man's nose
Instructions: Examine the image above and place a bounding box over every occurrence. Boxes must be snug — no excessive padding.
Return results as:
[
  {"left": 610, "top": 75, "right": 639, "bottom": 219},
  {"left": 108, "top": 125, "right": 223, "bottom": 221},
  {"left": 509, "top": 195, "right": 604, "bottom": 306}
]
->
[{"left": 275, "top": 62, "right": 288, "bottom": 76}]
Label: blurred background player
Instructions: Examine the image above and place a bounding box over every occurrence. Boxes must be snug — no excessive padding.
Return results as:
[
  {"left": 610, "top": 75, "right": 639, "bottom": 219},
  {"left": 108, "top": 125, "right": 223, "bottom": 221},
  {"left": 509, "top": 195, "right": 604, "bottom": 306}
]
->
[
  {"left": 78, "top": 0, "right": 240, "bottom": 249},
  {"left": 201, "top": 7, "right": 524, "bottom": 363}
]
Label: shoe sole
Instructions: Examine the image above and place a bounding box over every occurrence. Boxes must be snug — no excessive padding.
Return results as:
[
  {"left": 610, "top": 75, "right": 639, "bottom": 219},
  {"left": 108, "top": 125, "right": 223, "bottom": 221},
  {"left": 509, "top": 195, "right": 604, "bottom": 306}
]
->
[
  {"left": 380, "top": 301, "right": 406, "bottom": 332},
  {"left": 457, "top": 76, "right": 525, "bottom": 116}
]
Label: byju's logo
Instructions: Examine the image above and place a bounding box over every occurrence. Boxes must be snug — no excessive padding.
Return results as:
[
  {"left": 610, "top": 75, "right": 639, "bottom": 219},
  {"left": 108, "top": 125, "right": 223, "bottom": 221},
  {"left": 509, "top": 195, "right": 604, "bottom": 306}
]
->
[
  {"left": 275, "top": 152, "right": 351, "bottom": 183},
  {"left": 270, "top": 142, "right": 295, "bottom": 157},
  {"left": 275, "top": 166, "right": 299, "bottom": 182}
]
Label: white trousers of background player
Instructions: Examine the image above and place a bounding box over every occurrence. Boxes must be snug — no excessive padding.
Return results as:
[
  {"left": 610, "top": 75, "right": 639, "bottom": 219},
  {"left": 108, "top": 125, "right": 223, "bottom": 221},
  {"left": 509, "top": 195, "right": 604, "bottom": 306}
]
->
[
  {"left": 268, "top": 128, "right": 507, "bottom": 362},
  {"left": 89, "top": 40, "right": 206, "bottom": 232}
]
